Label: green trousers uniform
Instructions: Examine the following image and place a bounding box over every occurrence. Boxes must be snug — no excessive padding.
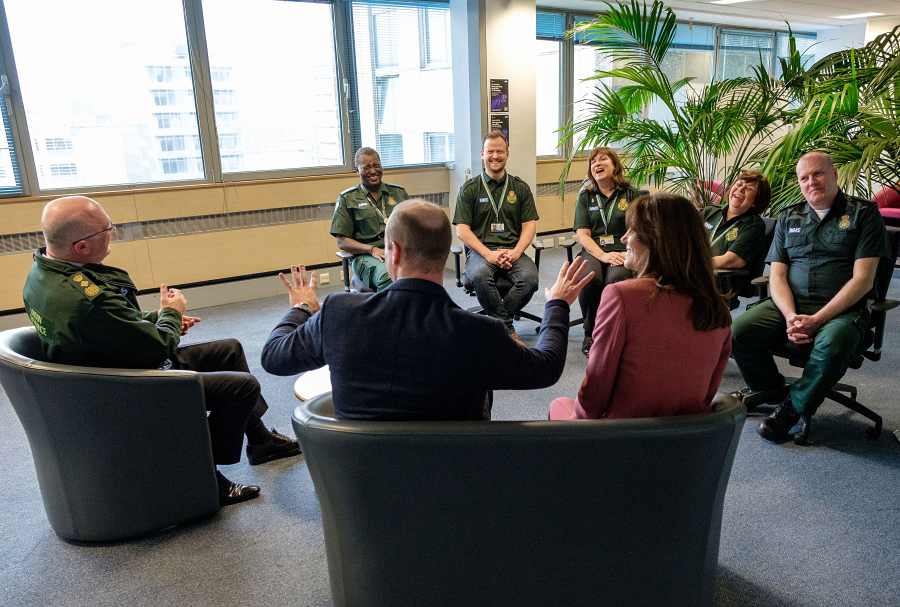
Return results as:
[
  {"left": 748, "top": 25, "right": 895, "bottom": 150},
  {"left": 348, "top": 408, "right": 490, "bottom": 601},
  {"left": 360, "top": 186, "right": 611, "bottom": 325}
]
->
[
  {"left": 351, "top": 254, "right": 392, "bottom": 292},
  {"left": 731, "top": 298, "right": 867, "bottom": 415}
]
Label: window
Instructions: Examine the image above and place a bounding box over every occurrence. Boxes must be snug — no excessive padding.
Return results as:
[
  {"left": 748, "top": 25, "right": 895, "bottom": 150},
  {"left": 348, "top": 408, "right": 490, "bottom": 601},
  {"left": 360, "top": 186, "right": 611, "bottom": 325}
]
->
[
  {"left": 573, "top": 19, "right": 614, "bottom": 151},
  {"left": 161, "top": 158, "right": 188, "bottom": 174},
  {"left": 647, "top": 24, "right": 714, "bottom": 124},
  {"left": 424, "top": 132, "right": 453, "bottom": 163},
  {"left": 45, "top": 137, "right": 73, "bottom": 151},
  {"left": 775, "top": 32, "right": 817, "bottom": 78},
  {"left": 158, "top": 135, "right": 186, "bottom": 152},
  {"left": 218, "top": 133, "right": 239, "bottom": 150},
  {"left": 718, "top": 29, "right": 775, "bottom": 79},
  {"left": 376, "top": 133, "right": 403, "bottom": 166},
  {"left": 536, "top": 39, "right": 561, "bottom": 156},
  {"left": 202, "top": 0, "right": 343, "bottom": 173},
  {"left": 4, "top": 0, "right": 204, "bottom": 188},
  {"left": 49, "top": 163, "right": 77, "bottom": 176},
  {"left": 0, "top": 99, "right": 24, "bottom": 196},
  {"left": 419, "top": 8, "right": 450, "bottom": 68},
  {"left": 351, "top": 1, "right": 454, "bottom": 166}
]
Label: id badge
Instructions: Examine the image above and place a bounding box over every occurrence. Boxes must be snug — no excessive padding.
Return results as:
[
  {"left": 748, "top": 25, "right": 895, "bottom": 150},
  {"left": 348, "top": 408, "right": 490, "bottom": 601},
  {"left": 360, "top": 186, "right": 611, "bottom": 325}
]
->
[
  {"left": 490, "top": 222, "right": 506, "bottom": 233},
  {"left": 598, "top": 234, "right": 614, "bottom": 246}
]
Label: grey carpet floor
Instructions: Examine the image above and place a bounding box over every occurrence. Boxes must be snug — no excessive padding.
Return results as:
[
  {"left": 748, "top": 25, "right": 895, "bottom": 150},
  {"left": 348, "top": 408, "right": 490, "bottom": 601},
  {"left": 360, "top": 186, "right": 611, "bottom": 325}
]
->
[{"left": 1, "top": 248, "right": 898, "bottom": 607}]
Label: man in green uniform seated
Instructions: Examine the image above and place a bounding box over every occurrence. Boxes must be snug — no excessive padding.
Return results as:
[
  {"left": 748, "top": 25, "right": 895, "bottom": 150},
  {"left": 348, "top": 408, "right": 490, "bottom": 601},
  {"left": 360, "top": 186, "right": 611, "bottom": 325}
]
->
[
  {"left": 330, "top": 147, "right": 409, "bottom": 291},
  {"left": 453, "top": 130, "right": 539, "bottom": 336},
  {"left": 732, "top": 153, "right": 888, "bottom": 444},
  {"left": 23, "top": 196, "right": 300, "bottom": 505}
]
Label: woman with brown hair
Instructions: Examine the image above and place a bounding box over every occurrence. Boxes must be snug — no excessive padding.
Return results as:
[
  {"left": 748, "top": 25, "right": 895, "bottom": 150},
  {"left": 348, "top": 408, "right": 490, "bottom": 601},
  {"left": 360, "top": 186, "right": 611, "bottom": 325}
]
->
[
  {"left": 573, "top": 147, "right": 643, "bottom": 355},
  {"left": 702, "top": 170, "right": 771, "bottom": 308},
  {"left": 549, "top": 193, "right": 732, "bottom": 420}
]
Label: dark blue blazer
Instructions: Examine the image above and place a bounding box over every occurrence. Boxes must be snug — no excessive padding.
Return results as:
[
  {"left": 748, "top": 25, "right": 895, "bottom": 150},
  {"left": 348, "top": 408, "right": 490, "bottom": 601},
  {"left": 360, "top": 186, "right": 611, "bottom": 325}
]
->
[{"left": 261, "top": 278, "right": 571, "bottom": 420}]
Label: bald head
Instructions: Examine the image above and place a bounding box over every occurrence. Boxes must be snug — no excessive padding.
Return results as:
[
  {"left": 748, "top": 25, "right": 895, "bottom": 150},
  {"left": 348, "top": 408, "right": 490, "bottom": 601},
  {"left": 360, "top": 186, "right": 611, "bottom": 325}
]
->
[
  {"left": 384, "top": 199, "right": 451, "bottom": 275},
  {"left": 42, "top": 196, "right": 112, "bottom": 262},
  {"left": 797, "top": 151, "right": 839, "bottom": 210}
]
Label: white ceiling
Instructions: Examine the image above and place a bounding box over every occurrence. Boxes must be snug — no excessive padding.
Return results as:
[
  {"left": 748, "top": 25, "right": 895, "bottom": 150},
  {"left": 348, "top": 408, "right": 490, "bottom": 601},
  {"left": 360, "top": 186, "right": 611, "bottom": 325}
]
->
[{"left": 541, "top": 0, "right": 900, "bottom": 31}]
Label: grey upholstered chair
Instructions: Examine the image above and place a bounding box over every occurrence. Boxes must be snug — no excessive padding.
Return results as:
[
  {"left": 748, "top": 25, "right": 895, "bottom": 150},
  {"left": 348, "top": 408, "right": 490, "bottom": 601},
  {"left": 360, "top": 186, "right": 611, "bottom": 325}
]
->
[
  {"left": 293, "top": 393, "right": 745, "bottom": 607},
  {"left": 0, "top": 326, "right": 220, "bottom": 542}
]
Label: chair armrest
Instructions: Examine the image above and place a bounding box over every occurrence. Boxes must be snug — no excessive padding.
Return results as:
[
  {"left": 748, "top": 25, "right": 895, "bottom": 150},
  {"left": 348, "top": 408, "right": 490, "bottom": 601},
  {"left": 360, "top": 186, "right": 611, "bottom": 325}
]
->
[
  {"left": 336, "top": 251, "right": 353, "bottom": 292},
  {"left": 336, "top": 251, "right": 353, "bottom": 260},
  {"left": 750, "top": 275, "right": 768, "bottom": 286},
  {"left": 559, "top": 235, "right": 578, "bottom": 263},
  {"left": 714, "top": 268, "right": 750, "bottom": 278},
  {"left": 871, "top": 299, "right": 899, "bottom": 313},
  {"left": 451, "top": 245, "right": 464, "bottom": 287}
]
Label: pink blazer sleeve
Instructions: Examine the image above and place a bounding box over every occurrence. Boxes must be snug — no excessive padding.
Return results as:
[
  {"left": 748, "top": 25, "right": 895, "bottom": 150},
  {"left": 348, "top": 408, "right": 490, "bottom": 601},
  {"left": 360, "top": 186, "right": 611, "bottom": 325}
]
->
[
  {"left": 574, "top": 284, "right": 627, "bottom": 419},
  {"left": 704, "top": 328, "right": 732, "bottom": 407}
]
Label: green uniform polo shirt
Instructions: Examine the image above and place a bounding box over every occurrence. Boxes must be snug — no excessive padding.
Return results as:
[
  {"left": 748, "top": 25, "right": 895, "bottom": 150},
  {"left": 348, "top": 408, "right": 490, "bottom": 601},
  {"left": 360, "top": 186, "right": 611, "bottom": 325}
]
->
[
  {"left": 22, "top": 250, "right": 182, "bottom": 368},
  {"left": 702, "top": 204, "right": 767, "bottom": 270},
  {"left": 330, "top": 182, "right": 410, "bottom": 249},
  {"left": 767, "top": 192, "right": 888, "bottom": 306},
  {"left": 573, "top": 184, "right": 639, "bottom": 252},
  {"left": 452, "top": 173, "right": 539, "bottom": 249}
]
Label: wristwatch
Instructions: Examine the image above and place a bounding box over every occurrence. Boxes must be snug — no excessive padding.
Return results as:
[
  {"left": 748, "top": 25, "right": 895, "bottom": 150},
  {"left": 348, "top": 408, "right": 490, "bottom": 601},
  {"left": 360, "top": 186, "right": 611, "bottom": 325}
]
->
[{"left": 294, "top": 302, "right": 312, "bottom": 314}]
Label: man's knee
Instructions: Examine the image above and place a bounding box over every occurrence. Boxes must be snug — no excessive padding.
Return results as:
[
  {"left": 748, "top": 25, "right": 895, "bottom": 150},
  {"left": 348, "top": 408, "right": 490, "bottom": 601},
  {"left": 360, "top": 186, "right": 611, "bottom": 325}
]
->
[
  {"left": 814, "top": 321, "right": 862, "bottom": 356},
  {"left": 467, "top": 257, "right": 495, "bottom": 284},
  {"left": 513, "top": 257, "right": 539, "bottom": 287}
]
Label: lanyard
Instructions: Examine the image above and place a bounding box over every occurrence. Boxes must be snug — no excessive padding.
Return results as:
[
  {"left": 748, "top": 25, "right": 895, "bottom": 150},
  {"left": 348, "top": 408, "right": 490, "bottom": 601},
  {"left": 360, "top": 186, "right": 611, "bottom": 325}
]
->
[
  {"left": 366, "top": 190, "right": 388, "bottom": 223},
  {"left": 480, "top": 173, "right": 509, "bottom": 223},
  {"left": 594, "top": 191, "right": 618, "bottom": 235},
  {"left": 708, "top": 213, "right": 730, "bottom": 248}
]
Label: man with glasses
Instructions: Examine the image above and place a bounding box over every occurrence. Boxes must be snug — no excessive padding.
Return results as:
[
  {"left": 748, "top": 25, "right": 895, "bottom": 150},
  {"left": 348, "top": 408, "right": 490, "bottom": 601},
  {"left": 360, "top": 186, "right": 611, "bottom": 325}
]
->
[
  {"left": 23, "top": 196, "right": 300, "bottom": 506},
  {"left": 330, "top": 147, "right": 410, "bottom": 291}
]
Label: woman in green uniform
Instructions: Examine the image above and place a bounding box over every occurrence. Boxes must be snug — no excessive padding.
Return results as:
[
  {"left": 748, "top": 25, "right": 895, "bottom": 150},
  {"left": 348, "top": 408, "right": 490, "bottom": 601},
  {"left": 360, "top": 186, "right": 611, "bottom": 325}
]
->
[
  {"left": 573, "top": 147, "right": 642, "bottom": 355},
  {"left": 701, "top": 170, "right": 771, "bottom": 307}
]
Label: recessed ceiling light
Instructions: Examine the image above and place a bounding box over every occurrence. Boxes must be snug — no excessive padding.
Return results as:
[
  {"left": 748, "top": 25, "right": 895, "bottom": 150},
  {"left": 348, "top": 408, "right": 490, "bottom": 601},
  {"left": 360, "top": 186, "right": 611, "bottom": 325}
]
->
[
  {"left": 710, "top": 0, "right": 756, "bottom": 4},
  {"left": 834, "top": 12, "right": 885, "bottom": 19}
]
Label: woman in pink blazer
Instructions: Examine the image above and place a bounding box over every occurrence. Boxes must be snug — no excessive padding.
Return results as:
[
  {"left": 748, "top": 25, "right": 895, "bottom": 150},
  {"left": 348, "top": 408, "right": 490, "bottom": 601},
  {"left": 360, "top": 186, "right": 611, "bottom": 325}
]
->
[{"left": 550, "top": 193, "right": 732, "bottom": 420}]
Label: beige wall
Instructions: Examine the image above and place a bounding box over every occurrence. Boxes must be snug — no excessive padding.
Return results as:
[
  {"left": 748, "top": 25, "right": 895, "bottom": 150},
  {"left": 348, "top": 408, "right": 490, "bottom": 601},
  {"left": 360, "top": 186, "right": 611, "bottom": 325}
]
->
[{"left": 0, "top": 167, "right": 449, "bottom": 312}]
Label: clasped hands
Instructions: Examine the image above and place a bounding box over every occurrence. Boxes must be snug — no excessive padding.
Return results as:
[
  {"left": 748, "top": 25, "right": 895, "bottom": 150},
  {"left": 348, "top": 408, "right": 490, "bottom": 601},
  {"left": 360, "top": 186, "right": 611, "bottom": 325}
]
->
[
  {"left": 159, "top": 283, "right": 200, "bottom": 335},
  {"left": 785, "top": 313, "right": 823, "bottom": 345},
  {"left": 485, "top": 248, "right": 521, "bottom": 269}
]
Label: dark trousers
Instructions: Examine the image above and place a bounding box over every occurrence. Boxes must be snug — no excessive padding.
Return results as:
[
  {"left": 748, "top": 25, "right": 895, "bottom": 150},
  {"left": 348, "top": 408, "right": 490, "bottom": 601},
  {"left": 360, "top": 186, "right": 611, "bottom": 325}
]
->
[
  {"left": 731, "top": 299, "right": 866, "bottom": 415},
  {"left": 465, "top": 250, "right": 539, "bottom": 327},
  {"left": 174, "top": 339, "right": 269, "bottom": 465},
  {"left": 578, "top": 250, "right": 633, "bottom": 336}
]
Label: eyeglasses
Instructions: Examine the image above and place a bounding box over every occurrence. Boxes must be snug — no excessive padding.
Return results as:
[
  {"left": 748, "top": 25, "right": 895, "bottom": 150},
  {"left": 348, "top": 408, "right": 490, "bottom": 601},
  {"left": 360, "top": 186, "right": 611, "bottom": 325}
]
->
[{"left": 72, "top": 224, "right": 115, "bottom": 246}]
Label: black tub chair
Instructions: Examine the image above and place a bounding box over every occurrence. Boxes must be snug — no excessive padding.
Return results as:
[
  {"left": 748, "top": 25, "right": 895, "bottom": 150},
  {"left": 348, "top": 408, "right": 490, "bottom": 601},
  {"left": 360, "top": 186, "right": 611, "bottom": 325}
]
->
[
  {"left": 0, "top": 326, "right": 220, "bottom": 542},
  {"left": 293, "top": 392, "right": 745, "bottom": 607}
]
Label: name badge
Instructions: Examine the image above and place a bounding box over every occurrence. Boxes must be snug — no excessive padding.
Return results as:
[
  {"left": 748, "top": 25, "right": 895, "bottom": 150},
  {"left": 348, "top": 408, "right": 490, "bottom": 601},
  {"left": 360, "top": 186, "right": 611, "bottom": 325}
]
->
[
  {"left": 589, "top": 206, "right": 600, "bottom": 212},
  {"left": 478, "top": 197, "right": 489, "bottom": 204},
  {"left": 788, "top": 227, "right": 802, "bottom": 234},
  {"left": 704, "top": 222, "right": 713, "bottom": 230},
  {"left": 358, "top": 202, "right": 369, "bottom": 208},
  {"left": 598, "top": 234, "right": 615, "bottom": 246},
  {"left": 490, "top": 222, "right": 506, "bottom": 233}
]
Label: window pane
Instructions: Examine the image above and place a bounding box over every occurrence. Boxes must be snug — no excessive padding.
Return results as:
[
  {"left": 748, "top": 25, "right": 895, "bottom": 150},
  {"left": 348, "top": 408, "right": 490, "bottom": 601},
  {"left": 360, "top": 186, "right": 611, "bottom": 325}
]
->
[
  {"left": 536, "top": 39, "right": 560, "bottom": 156},
  {"left": 0, "top": 98, "right": 24, "bottom": 195},
  {"left": 775, "top": 33, "right": 817, "bottom": 78},
  {"left": 202, "top": 0, "right": 343, "bottom": 173},
  {"left": 646, "top": 48, "right": 714, "bottom": 123},
  {"left": 573, "top": 44, "right": 612, "bottom": 149},
  {"left": 718, "top": 30, "right": 775, "bottom": 80},
  {"left": 352, "top": 2, "right": 454, "bottom": 166},
  {"left": 5, "top": 0, "right": 204, "bottom": 189}
]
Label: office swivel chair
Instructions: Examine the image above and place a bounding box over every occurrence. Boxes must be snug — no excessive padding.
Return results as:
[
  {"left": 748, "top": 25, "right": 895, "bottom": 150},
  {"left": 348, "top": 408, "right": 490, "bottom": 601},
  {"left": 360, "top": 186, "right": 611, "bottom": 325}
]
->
[
  {"left": 336, "top": 251, "right": 374, "bottom": 293},
  {"left": 740, "top": 226, "right": 899, "bottom": 443},
  {"left": 716, "top": 216, "right": 777, "bottom": 309}
]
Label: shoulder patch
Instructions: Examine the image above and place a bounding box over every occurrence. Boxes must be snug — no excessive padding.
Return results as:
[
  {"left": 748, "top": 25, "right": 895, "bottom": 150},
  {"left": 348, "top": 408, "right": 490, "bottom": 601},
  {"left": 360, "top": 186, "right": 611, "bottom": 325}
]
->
[{"left": 70, "top": 272, "right": 102, "bottom": 300}]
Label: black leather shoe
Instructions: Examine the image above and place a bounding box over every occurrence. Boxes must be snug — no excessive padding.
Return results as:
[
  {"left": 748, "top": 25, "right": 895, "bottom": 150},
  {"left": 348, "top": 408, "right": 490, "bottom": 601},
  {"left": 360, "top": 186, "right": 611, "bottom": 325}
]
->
[
  {"left": 247, "top": 427, "right": 301, "bottom": 465},
  {"left": 792, "top": 414, "right": 812, "bottom": 446},
  {"left": 758, "top": 402, "right": 800, "bottom": 443},
  {"left": 737, "top": 386, "right": 788, "bottom": 412},
  {"left": 581, "top": 336, "right": 593, "bottom": 357},
  {"left": 216, "top": 472, "right": 261, "bottom": 506}
]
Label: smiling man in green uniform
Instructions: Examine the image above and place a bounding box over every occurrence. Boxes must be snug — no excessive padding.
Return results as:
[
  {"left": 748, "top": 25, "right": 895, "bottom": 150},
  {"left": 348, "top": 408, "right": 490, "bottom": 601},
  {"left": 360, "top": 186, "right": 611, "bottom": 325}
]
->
[
  {"left": 23, "top": 196, "right": 300, "bottom": 505},
  {"left": 731, "top": 153, "right": 888, "bottom": 444},
  {"left": 453, "top": 130, "right": 539, "bottom": 336},
  {"left": 330, "top": 147, "right": 409, "bottom": 291}
]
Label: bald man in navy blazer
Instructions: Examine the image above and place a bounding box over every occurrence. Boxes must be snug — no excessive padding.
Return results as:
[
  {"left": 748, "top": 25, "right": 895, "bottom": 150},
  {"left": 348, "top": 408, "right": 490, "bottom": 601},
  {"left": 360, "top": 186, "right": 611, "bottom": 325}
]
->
[{"left": 261, "top": 199, "right": 594, "bottom": 421}]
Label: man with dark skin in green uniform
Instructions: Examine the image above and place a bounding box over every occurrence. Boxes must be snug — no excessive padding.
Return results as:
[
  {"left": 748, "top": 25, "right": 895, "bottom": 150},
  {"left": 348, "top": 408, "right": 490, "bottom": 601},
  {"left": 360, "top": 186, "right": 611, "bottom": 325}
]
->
[
  {"left": 23, "top": 196, "right": 300, "bottom": 505},
  {"left": 732, "top": 152, "right": 888, "bottom": 444},
  {"left": 330, "top": 147, "right": 409, "bottom": 291}
]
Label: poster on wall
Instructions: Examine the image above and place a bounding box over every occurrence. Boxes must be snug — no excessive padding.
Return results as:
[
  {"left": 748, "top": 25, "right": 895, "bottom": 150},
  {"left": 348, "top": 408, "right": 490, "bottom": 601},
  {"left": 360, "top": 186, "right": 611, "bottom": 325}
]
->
[
  {"left": 489, "top": 79, "right": 509, "bottom": 112},
  {"left": 489, "top": 113, "right": 509, "bottom": 143}
]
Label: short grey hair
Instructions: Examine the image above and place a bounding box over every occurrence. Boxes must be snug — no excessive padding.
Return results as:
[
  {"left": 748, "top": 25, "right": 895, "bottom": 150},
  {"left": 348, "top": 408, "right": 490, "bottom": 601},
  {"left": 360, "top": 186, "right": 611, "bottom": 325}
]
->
[{"left": 354, "top": 147, "right": 381, "bottom": 168}]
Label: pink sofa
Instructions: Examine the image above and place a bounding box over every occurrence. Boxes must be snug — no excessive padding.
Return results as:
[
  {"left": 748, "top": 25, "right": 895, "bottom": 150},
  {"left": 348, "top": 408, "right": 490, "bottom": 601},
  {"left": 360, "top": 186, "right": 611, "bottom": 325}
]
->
[{"left": 874, "top": 187, "right": 900, "bottom": 227}]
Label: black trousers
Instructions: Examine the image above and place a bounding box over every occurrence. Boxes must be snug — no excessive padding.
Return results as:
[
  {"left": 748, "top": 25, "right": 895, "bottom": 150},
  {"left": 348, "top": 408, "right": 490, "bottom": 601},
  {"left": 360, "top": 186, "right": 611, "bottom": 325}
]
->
[
  {"left": 174, "top": 339, "right": 269, "bottom": 465},
  {"left": 577, "top": 250, "right": 633, "bottom": 336}
]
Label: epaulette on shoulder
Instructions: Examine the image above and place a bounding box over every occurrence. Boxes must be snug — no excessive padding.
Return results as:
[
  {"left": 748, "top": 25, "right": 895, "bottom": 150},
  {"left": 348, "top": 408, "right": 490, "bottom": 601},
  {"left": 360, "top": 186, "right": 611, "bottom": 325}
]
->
[
  {"left": 339, "top": 185, "right": 360, "bottom": 196},
  {"left": 69, "top": 271, "right": 102, "bottom": 301},
  {"left": 383, "top": 182, "right": 405, "bottom": 191}
]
